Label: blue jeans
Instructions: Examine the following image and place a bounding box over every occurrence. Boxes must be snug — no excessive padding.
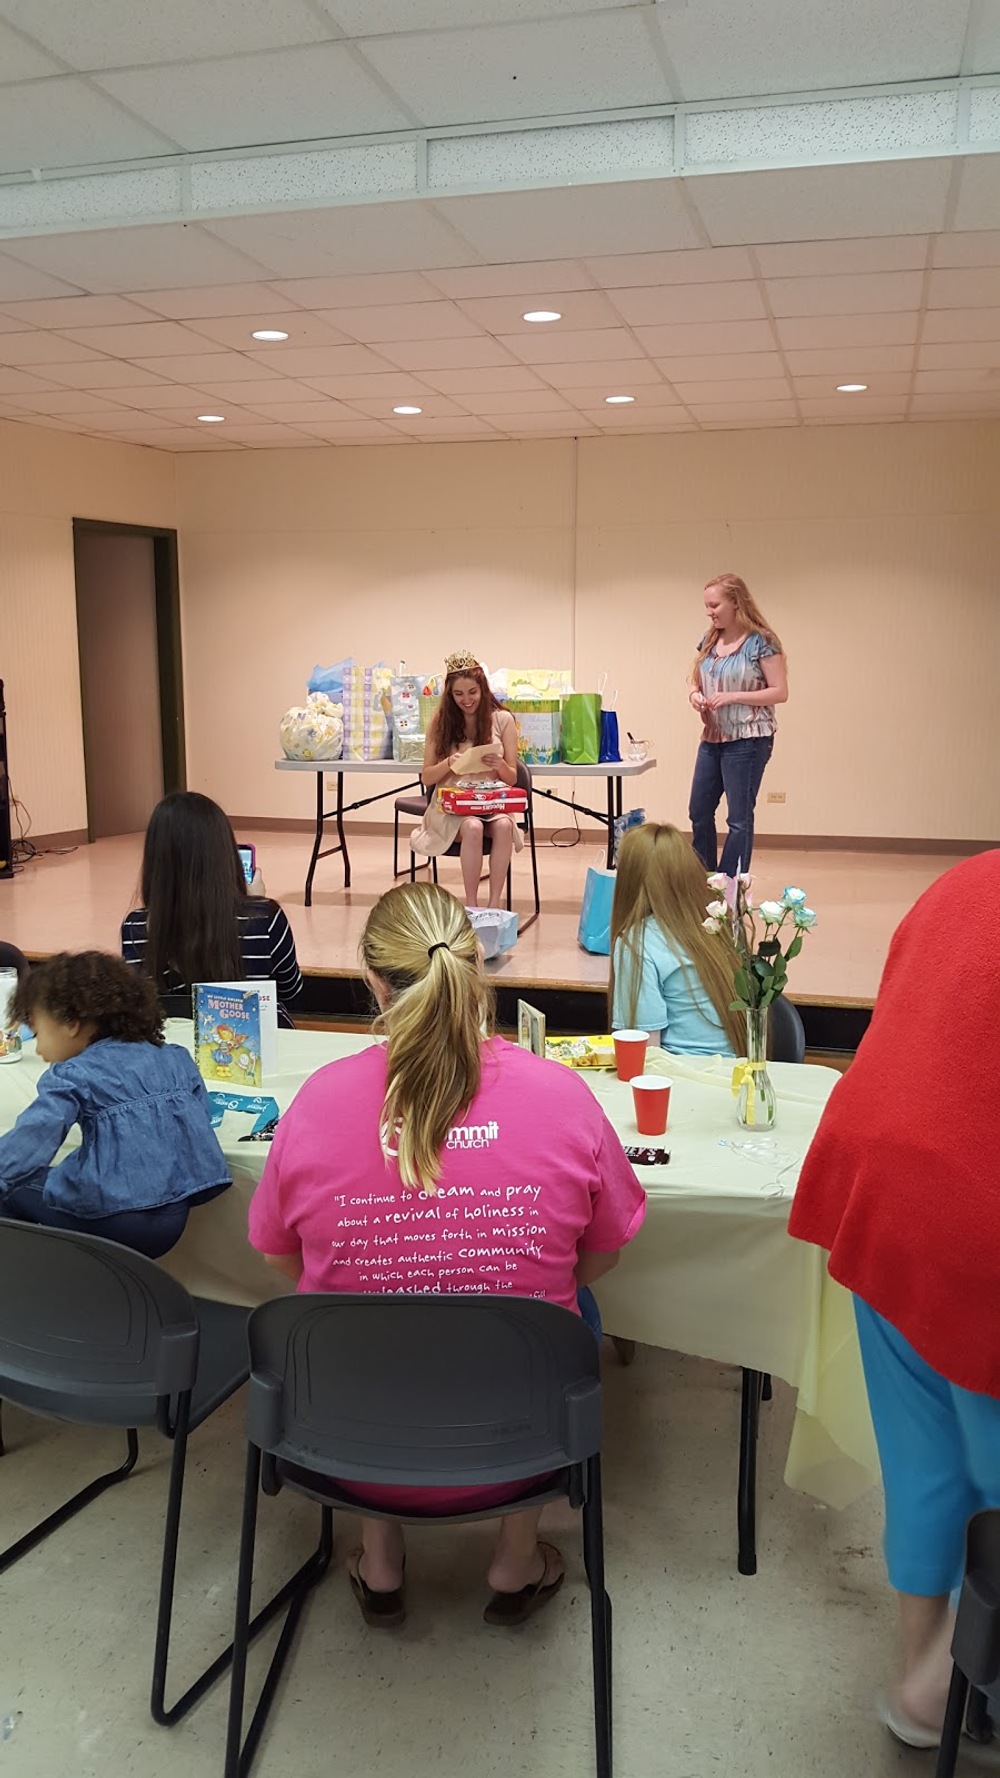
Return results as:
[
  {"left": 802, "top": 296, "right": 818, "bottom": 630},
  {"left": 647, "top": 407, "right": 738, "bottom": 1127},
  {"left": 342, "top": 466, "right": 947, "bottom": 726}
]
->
[
  {"left": 1, "top": 1182, "right": 190, "bottom": 1260},
  {"left": 689, "top": 736, "right": 774, "bottom": 876}
]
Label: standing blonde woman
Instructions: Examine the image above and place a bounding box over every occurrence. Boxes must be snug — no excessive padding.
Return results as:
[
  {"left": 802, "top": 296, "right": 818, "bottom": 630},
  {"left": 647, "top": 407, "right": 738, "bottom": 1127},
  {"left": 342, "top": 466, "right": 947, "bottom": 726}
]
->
[
  {"left": 610, "top": 824, "right": 743, "bottom": 1057},
  {"left": 688, "top": 573, "right": 788, "bottom": 877},
  {"left": 249, "top": 882, "right": 645, "bottom": 1628}
]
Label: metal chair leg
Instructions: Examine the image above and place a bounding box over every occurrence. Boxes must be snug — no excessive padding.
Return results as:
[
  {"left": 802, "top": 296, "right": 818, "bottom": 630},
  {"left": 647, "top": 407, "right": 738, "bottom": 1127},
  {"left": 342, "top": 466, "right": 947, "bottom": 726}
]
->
[
  {"left": 935, "top": 1667, "right": 970, "bottom": 1778},
  {"left": 738, "top": 1368, "right": 764, "bottom": 1576},
  {"left": 761, "top": 1374, "right": 773, "bottom": 1402},
  {"left": 966, "top": 1685, "right": 994, "bottom": 1744},
  {"left": 0, "top": 1426, "right": 139, "bottom": 1573},
  {"left": 582, "top": 1455, "right": 613, "bottom": 1778}
]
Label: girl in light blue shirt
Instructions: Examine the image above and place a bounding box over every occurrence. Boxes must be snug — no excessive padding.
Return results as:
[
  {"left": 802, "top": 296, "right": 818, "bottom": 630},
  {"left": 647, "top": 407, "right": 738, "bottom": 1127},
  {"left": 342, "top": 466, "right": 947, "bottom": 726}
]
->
[{"left": 609, "top": 824, "right": 743, "bottom": 1057}]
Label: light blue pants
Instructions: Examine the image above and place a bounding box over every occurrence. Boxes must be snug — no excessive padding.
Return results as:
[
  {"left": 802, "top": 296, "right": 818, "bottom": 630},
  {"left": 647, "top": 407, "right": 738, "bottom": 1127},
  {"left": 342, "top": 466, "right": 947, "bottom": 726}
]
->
[{"left": 854, "top": 1297, "right": 1000, "bottom": 1596}]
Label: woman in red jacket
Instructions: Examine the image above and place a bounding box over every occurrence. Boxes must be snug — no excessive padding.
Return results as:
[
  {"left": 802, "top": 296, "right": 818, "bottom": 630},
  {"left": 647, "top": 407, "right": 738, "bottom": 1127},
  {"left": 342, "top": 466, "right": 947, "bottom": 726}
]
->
[{"left": 788, "top": 849, "right": 1000, "bottom": 1750}]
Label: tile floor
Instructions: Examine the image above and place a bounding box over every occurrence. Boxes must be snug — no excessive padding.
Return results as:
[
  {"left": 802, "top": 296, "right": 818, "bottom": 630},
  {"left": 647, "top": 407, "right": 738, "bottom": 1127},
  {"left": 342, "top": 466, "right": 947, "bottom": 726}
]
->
[{"left": 2, "top": 1345, "right": 995, "bottom": 1778}]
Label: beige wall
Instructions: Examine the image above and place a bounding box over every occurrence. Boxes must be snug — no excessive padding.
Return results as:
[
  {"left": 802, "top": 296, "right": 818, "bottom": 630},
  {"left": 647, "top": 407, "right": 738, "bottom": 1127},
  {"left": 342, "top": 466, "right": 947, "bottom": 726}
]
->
[
  {"left": 0, "top": 420, "right": 175, "bottom": 835},
  {"left": 178, "top": 421, "right": 1000, "bottom": 843}
]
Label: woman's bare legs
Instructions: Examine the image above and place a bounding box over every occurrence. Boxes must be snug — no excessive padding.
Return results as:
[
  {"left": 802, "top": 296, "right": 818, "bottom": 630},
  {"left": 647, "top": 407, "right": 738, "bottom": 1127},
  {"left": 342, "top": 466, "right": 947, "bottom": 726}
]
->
[
  {"left": 460, "top": 817, "right": 485, "bottom": 905},
  {"left": 486, "top": 816, "right": 514, "bottom": 908},
  {"left": 356, "top": 1517, "right": 405, "bottom": 1590},
  {"left": 487, "top": 1508, "right": 563, "bottom": 1592},
  {"left": 896, "top": 1593, "right": 955, "bottom": 1729}
]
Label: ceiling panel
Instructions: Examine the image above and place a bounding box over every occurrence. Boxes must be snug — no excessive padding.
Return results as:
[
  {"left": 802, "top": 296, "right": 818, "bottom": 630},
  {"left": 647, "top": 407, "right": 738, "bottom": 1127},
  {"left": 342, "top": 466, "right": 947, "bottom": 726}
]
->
[
  {"left": 783, "top": 345, "right": 914, "bottom": 375},
  {"left": 241, "top": 396, "right": 363, "bottom": 420},
  {"left": 0, "top": 78, "right": 177, "bottom": 176},
  {"left": 456, "top": 290, "right": 621, "bottom": 333},
  {"left": 610, "top": 281, "right": 767, "bottom": 326},
  {"left": 932, "top": 231, "right": 1000, "bottom": 269},
  {"left": 270, "top": 272, "right": 445, "bottom": 306},
  {"left": 753, "top": 235, "right": 930, "bottom": 278},
  {"left": 774, "top": 311, "right": 918, "bottom": 348},
  {"left": 921, "top": 308, "right": 1000, "bottom": 342},
  {"left": 183, "top": 312, "right": 349, "bottom": 349},
  {"left": 654, "top": 350, "right": 787, "bottom": 382},
  {"left": 765, "top": 270, "right": 925, "bottom": 316},
  {"left": 0, "top": 254, "right": 82, "bottom": 301},
  {"left": 0, "top": 388, "right": 125, "bottom": 414},
  {"left": 317, "top": 299, "right": 481, "bottom": 342},
  {"left": 322, "top": 0, "right": 628, "bottom": 32},
  {"left": 5, "top": 224, "right": 271, "bottom": 292},
  {"left": 687, "top": 160, "right": 953, "bottom": 245},
  {"left": 556, "top": 382, "right": 686, "bottom": 408},
  {"left": 451, "top": 388, "right": 571, "bottom": 413},
  {"left": 537, "top": 357, "right": 666, "bottom": 389},
  {"left": 0, "top": 0, "right": 336, "bottom": 67},
  {"left": 435, "top": 183, "right": 701, "bottom": 262},
  {"left": 918, "top": 341, "right": 1000, "bottom": 369},
  {"left": 583, "top": 246, "right": 755, "bottom": 287},
  {"left": 654, "top": 0, "right": 969, "bottom": 99},
  {"left": 131, "top": 283, "right": 299, "bottom": 319},
  {"left": 692, "top": 401, "right": 798, "bottom": 424},
  {"left": 927, "top": 267, "right": 1000, "bottom": 307},
  {"left": 800, "top": 396, "right": 907, "bottom": 420},
  {"left": 55, "top": 320, "right": 223, "bottom": 357},
  {"left": 952, "top": 157, "right": 1000, "bottom": 232},
  {"left": 204, "top": 204, "right": 478, "bottom": 277},
  {"left": 372, "top": 337, "right": 519, "bottom": 370},
  {"left": 636, "top": 320, "right": 777, "bottom": 356},
  {"left": 0, "top": 367, "right": 62, "bottom": 395},
  {"left": 673, "top": 377, "right": 791, "bottom": 404},
  {"left": 111, "top": 382, "right": 241, "bottom": 410},
  {"left": 246, "top": 343, "right": 395, "bottom": 376},
  {"left": 0, "top": 331, "right": 106, "bottom": 365},
  {"left": 28, "top": 358, "right": 174, "bottom": 389},
  {"left": 500, "top": 326, "right": 644, "bottom": 365},
  {"left": 297, "top": 370, "right": 438, "bottom": 398},
  {"left": 0, "top": 294, "right": 158, "bottom": 328},
  {"left": 416, "top": 365, "right": 546, "bottom": 394},
  {"left": 186, "top": 376, "right": 332, "bottom": 405},
  {"left": 792, "top": 371, "right": 911, "bottom": 396},
  {"left": 130, "top": 352, "right": 285, "bottom": 383},
  {"left": 95, "top": 45, "right": 411, "bottom": 154},
  {"left": 0, "top": 19, "right": 67, "bottom": 79},
  {"left": 427, "top": 260, "right": 592, "bottom": 299},
  {"left": 357, "top": 13, "right": 672, "bottom": 127}
]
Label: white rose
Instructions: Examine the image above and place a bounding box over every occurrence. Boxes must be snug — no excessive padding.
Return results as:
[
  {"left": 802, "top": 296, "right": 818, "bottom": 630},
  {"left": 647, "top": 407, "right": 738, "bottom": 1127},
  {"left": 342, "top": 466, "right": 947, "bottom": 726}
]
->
[
  {"left": 705, "top": 899, "right": 728, "bottom": 920},
  {"left": 793, "top": 906, "right": 817, "bottom": 930},
  {"left": 738, "top": 873, "right": 753, "bottom": 887},
  {"left": 702, "top": 915, "right": 723, "bottom": 931},
  {"left": 757, "top": 900, "right": 784, "bottom": 923},
  {"left": 782, "top": 886, "right": 807, "bottom": 907},
  {"left": 706, "top": 872, "right": 729, "bottom": 891}
]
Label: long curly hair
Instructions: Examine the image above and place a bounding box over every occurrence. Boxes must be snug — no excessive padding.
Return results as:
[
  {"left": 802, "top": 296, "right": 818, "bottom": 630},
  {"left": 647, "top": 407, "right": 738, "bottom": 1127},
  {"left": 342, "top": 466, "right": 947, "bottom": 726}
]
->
[
  {"left": 426, "top": 664, "right": 503, "bottom": 760},
  {"left": 14, "top": 951, "right": 165, "bottom": 1045}
]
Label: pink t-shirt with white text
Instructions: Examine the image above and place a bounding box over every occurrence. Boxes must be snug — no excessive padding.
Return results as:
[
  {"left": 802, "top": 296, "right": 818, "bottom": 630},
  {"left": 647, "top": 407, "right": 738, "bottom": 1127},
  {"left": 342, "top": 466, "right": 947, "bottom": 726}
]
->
[{"left": 248, "top": 1037, "right": 646, "bottom": 1309}]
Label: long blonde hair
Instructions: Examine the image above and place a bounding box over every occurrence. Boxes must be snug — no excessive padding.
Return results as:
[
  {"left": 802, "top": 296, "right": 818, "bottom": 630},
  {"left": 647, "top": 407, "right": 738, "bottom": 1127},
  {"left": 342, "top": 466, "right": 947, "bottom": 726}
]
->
[
  {"left": 609, "top": 824, "right": 744, "bottom": 1054},
  {"left": 691, "top": 572, "right": 784, "bottom": 686},
  {"left": 360, "top": 882, "right": 493, "bottom": 1194}
]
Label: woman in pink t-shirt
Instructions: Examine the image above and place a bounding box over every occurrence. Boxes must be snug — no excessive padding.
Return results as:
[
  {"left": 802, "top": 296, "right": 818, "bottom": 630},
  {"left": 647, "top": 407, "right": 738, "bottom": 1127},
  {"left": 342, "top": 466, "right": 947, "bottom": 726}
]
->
[{"left": 249, "top": 882, "right": 645, "bottom": 1630}]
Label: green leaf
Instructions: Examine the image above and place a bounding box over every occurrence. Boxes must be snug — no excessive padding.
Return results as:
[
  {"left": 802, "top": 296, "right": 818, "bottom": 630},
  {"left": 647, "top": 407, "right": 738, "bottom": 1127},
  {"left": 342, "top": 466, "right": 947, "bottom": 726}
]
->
[
  {"left": 729, "top": 999, "right": 747, "bottom": 1012},
  {"left": 785, "top": 934, "right": 803, "bottom": 960}
]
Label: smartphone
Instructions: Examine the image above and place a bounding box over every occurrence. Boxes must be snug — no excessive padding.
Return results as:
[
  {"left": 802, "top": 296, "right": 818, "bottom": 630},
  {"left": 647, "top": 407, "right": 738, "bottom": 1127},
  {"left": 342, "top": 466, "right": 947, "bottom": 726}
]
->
[
  {"left": 237, "top": 842, "right": 256, "bottom": 886},
  {"left": 624, "top": 1146, "right": 670, "bottom": 1166}
]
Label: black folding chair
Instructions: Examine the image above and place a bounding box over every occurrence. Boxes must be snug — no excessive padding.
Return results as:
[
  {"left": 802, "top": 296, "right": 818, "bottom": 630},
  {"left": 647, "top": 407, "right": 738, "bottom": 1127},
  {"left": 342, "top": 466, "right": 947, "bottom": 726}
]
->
[
  {"left": 410, "top": 761, "right": 541, "bottom": 930},
  {"left": 0, "top": 1219, "right": 258, "bottom": 1726},
  {"left": 393, "top": 787, "right": 430, "bottom": 877},
  {"left": 225, "top": 1294, "right": 611, "bottom": 1778},
  {"left": 936, "top": 1510, "right": 1000, "bottom": 1775}
]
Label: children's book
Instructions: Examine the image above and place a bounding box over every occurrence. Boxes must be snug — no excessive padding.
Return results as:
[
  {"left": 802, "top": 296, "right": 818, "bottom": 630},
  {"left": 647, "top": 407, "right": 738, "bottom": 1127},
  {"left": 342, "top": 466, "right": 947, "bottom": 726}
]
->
[
  {"left": 195, "top": 981, "right": 278, "bottom": 1089},
  {"left": 517, "top": 998, "right": 547, "bottom": 1059}
]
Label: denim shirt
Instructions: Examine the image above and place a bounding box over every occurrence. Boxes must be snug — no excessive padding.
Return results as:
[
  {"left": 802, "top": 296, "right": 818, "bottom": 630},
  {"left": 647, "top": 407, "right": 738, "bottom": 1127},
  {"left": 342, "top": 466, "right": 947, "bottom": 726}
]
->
[{"left": 0, "top": 1039, "right": 230, "bottom": 1218}]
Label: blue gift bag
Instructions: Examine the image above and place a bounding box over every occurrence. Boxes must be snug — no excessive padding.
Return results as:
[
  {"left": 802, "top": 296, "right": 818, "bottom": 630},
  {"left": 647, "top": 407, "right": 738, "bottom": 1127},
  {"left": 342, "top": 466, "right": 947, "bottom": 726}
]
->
[
  {"left": 599, "top": 709, "right": 621, "bottom": 763},
  {"left": 577, "top": 865, "right": 616, "bottom": 956}
]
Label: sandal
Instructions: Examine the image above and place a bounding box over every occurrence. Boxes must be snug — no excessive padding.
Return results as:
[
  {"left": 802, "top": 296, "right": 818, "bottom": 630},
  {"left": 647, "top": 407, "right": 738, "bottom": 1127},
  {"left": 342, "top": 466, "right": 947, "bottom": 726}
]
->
[
  {"left": 483, "top": 1541, "right": 565, "bottom": 1627},
  {"left": 348, "top": 1550, "right": 406, "bottom": 1629},
  {"left": 877, "top": 1690, "right": 941, "bottom": 1750}
]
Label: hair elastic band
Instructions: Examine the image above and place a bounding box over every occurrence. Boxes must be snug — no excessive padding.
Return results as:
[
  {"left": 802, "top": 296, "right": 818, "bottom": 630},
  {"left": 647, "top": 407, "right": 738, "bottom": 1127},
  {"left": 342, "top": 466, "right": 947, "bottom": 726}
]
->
[{"left": 427, "top": 942, "right": 450, "bottom": 957}]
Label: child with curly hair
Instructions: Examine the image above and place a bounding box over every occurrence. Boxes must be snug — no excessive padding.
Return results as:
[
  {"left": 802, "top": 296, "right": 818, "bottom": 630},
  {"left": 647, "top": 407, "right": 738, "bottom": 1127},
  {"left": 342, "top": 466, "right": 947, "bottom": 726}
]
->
[{"left": 0, "top": 951, "right": 230, "bottom": 1258}]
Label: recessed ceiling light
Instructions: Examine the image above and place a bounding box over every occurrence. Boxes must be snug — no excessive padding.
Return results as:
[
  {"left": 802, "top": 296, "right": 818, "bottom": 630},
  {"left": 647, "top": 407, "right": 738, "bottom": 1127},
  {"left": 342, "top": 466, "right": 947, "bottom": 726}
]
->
[
  {"left": 836, "top": 383, "right": 868, "bottom": 393},
  {"left": 522, "top": 309, "right": 562, "bottom": 324},
  {"left": 197, "top": 414, "right": 225, "bottom": 423},
  {"left": 393, "top": 405, "right": 423, "bottom": 415},
  {"left": 605, "top": 394, "right": 635, "bottom": 405},
  {"left": 252, "top": 328, "right": 289, "bottom": 341}
]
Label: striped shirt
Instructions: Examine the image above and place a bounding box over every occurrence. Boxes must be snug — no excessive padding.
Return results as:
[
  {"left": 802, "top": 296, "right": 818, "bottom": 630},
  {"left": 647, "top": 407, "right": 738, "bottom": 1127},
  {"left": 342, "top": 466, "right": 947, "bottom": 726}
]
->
[
  {"left": 120, "top": 901, "right": 303, "bottom": 1008},
  {"left": 697, "top": 631, "right": 779, "bottom": 743}
]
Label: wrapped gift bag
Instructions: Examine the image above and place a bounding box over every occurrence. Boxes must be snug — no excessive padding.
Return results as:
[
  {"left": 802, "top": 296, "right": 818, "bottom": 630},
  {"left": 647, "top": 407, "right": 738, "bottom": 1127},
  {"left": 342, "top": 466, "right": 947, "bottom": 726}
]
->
[
  {"left": 438, "top": 784, "right": 528, "bottom": 817},
  {"left": 308, "top": 658, "right": 353, "bottom": 703},
  {"left": 562, "top": 692, "right": 602, "bottom": 766},
  {"left": 343, "top": 664, "right": 393, "bottom": 760},
  {"left": 577, "top": 864, "right": 616, "bottom": 955},
  {"left": 391, "top": 674, "right": 441, "bottom": 764},
  {"left": 505, "top": 698, "right": 561, "bottom": 765},
  {"left": 466, "top": 906, "right": 518, "bottom": 958},
  {"left": 279, "top": 692, "right": 344, "bottom": 761}
]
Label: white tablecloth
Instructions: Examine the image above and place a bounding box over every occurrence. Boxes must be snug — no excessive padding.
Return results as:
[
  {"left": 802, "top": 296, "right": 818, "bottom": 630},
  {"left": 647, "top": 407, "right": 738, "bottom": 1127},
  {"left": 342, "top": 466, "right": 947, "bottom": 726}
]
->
[{"left": 0, "top": 1025, "right": 876, "bottom": 1510}]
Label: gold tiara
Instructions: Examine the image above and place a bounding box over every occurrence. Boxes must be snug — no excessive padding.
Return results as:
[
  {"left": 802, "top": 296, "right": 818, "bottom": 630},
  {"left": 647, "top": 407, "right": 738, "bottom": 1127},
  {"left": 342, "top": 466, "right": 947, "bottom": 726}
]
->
[{"left": 445, "top": 649, "right": 479, "bottom": 674}]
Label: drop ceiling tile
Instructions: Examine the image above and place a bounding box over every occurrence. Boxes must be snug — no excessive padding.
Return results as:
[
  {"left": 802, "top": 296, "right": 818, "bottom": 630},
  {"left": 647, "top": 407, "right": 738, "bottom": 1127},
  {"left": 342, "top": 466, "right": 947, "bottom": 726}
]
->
[
  {"left": 579, "top": 408, "right": 692, "bottom": 430},
  {"left": 584, "top": 247, "right": 755, "bottom": 287},
  {"left": 205, "top": 205, "right": 474, "bottom": 278},
  {"left": 0, "top": 295, "right": 157, "bottom": 328},
  {"left": 455, "top": 291, "right": 621, "bottom": 333},
  {"left": 636, "top": 320, "right": 776, "bottom": 356},
  {"left": 191, "top": 375, "right": 324, "bottom": 405},
  {"left": 754, "top": 236, "right": 930, "bottom": 278},
  {"left": 270, "top": 273, "right": 444, "bottom": 307},
  {"left": 799, "top": 398, "right": 908, "bottom": 421},
  {"left": 918, "top": 341, "right": 1000, "bottom": 370},
  {"left": 243, "top": 398, "right": 371, "bottom": 422},
  {"left": 32, "top": 359, "right": 175, "bottom": 390},
  {"left": 204, "top": 423, "right": 322, "bottom": 446},
  {"left": 557, "top": 383, "right": 685, "bottom": 408},
  {"left": 294, "top": 419, "right": 414, "bottom": 440},
  {"left": 417, "top": 366, "right": 547, "bottom": 395},
  {"left": 913, "top": 368, "right": 999, "bottom": 393},
  {"left": 300, "top": 371, "right": 437, "bottom": 399},
  {"left": 382, "top": 416, "right": 501, "bottom": 437},
  {"left": 775, "top": 312, "right": 919, "bottom": 349},
  {"left": 0, "top": 389, "right": 125, "bottom": 414},
  {"left": 111, "top": 383, "right": 239, "bottom": 411},
  {"left": 132, "top": 353, "right": 284, "bottom": 384},
  {"left": 910, "top": 391, "right": 1000, "bottom": 412},
  {"left": 783, "top": 345, "right": 914, "bottom": 375},
  {"left": 373, "top": 337, "right": 520, "bottom": 371},
  {"left": 358, "top": 13, "right": 671, "bottom": 127},
  {"left": 0, "top": 79, "right": 176, "bottom": 177},
  {"left": 184, "top": 313, "right": 350, "bottom": 350},
  {"left": 0, "top": 0, "right": 335, "bottom": 66},
  {"left": 766, "top": 271, "right": 925, "bottom": 318},
  {"left": 452, "top": 389, "right": 572, "bottom": 414},
  {"left": 436, "top": 181, "right": 701, "bottom": 262},
  {"left": 145, "top": 404, "right": 256, "bottom": 426},
  {"left": 0, "top": 313, "right": 34, "bottom": 334},
  {"left": 0, "top": 18, "right": 65, "bottom": 79},
  {"left": 673, "top": 377, "right": 791, "bottom": 404},
  {"left": 130, "top": 284, "right": 299, "bottom": 320},
  {"left": 487, "top": 412, "right": 599, "bottom": 434},
  {"left": 318, "top": 301, "right": 481, "bottom": 343},
  {"left": 56, "top": 321, "right": 220, "bottom": 357},
  {"left": 952, "top": 159, "right": 1000, "bottom": 234},
  {"left": 699, "top": 414, "right": 798, "bottom": 429},
  {"left": 499, "top": 326, "right": 643, "bottom": 365},
  {"left": 346, "top": 396, "right": 468, "bottom": 421},
  {"left": 0, "top": 254, "right": 82, "bottom": 302},
  {"left": 321, "top": 0, "right": 623, "bottom": 30},
  {"left": 427, "top": 261, "right": 592, "bottom": 300},
  {"left": 928, "top": 267, "right": 1000, "bottom": 308},
  {"left": 932, "top": 232, "right": 1000, "bottom": 269},
  {"left": 247, "top": 344, "right": 395, "bottom": 377},
  {"left": 654, "top": 351, "right": 786, "bottom": 383},
  {"left": 687, "top": 160, "right": 952, "bottom": 246},
  {"left": 6, "top": 224, "right": 271, "bottom": 294},
  {"left": 792, "top": 372, "right": 911, "bottom": 397},
  {"left": 921, "top": 307, "right": 1000, "bottom": 343},
  {"left": 610, "top": 283, "right": 766, "bottom": 327},
  {"left": 538, "top": 358, "right": 665, "bottom": 390},
  {"left": 64, "top": 408, "right": 182, "bottom": 431},
  {"left": 95, "top": 45, "right": 409, "bottom": 154},
  {"left": 111, "top": 430, "right": 243, "bottom": 450},
  {"left": 0, "top": 333, "right": 107, "bottom": 366}
]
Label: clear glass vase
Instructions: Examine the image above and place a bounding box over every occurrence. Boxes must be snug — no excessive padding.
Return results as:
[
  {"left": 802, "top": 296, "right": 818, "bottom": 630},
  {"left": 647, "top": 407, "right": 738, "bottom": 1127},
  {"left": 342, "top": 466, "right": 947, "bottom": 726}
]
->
[{"left": 736, "top": 1006, "right": 777, "bottom": 1130}]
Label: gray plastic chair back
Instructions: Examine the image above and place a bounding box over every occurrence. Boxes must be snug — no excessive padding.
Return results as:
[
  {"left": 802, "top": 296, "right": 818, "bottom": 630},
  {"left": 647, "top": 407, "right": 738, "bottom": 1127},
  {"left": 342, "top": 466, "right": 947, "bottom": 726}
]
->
[
  {"left": 246, "top": 1294, "right": 600, "bottom": 1490},
  {"left": 0, "top": 1218, "right": 201, "bottom": 1427},
  {"left": 768, "top": 995, "right": 806, "bottom": 1064}
]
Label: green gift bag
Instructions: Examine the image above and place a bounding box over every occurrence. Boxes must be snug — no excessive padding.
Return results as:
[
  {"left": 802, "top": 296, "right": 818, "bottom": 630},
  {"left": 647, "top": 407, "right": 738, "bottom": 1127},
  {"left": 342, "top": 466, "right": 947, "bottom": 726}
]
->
[{"left": 561, "top": 692, "right": 602, "bottom": 765}]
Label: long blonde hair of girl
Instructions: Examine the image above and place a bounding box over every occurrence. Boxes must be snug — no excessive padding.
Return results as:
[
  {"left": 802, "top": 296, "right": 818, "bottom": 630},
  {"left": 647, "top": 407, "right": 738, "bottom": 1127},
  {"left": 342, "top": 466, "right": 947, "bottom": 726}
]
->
[
  {"left": 691, "top": 572, "right": 785, "bottom": 687},
  {"left": 361, "top": 882, "right": 493, "bottom": 1194},
  {"left": 609, "top": 824, "right": 744, "bottom": 1054}
]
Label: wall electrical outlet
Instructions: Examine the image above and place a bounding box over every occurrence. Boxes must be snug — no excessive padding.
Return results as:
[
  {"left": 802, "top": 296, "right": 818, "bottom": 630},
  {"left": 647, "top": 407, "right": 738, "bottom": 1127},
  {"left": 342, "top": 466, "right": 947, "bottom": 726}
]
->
[{"left": 766, "top": 790, "right": 786, "bottom": 804}]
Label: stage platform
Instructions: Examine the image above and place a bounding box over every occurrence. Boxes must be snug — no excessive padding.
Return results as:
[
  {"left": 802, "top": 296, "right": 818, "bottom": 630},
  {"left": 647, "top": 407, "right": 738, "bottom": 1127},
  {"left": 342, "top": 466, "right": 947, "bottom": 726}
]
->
[{"left": 0, "top": 827, "right": 965, "bottom": 1048}]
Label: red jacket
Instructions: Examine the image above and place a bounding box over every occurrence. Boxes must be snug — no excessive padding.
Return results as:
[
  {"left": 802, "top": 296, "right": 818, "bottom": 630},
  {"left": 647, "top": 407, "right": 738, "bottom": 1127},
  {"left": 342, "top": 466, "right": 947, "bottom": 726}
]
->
[{"left": 788, "top": 849, "right": 1000, "bottom": 1396}]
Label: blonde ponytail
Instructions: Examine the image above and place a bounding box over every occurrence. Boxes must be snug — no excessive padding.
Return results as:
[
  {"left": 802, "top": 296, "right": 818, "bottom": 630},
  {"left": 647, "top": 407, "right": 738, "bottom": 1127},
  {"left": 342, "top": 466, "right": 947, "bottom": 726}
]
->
[{"left": 360, "top": 883, "right": 492, "bottom": 1194}]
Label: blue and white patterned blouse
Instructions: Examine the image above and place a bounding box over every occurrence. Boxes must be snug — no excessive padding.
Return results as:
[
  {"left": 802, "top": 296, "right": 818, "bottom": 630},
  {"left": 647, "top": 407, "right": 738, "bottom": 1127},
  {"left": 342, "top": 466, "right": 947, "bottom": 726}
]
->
[{"left": 697, "top": 631, "right": 779, "bottom": 743}]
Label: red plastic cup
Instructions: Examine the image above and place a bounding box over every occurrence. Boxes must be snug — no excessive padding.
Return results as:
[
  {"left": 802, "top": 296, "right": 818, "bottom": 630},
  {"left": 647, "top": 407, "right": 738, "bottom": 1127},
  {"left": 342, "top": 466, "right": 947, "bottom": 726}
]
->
[
  {"left": 631, "top": 1075, "right": 672, "bottom": 1137},
  {"left": 613, "top": 1029, "right": 649, "bottom": 1082}
]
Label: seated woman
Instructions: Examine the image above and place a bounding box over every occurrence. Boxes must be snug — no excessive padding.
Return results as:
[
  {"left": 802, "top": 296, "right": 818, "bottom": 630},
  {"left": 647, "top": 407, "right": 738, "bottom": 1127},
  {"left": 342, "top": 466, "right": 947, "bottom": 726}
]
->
[
  {"left": 609, "top": 822, "right": 742, "bottom": 1056},
  {"left": 121, "top": 791, "right": 302, "bottom": 1024},
  {"left": 249, "top": 881, "right": 645, "bottom": 1628},
  {"left": 411, "top": 650, "right": 521, "bottom": 909},
  {"left": 0, "top": 951, "right": 229, "bottom": 1258}
]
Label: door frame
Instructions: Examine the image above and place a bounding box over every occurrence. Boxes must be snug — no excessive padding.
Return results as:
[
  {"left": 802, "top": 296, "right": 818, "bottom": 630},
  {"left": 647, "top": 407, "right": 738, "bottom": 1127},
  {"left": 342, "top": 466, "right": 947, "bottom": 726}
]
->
[{"left": 72, "top": 518, "right": 186, "bottom": 843}]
